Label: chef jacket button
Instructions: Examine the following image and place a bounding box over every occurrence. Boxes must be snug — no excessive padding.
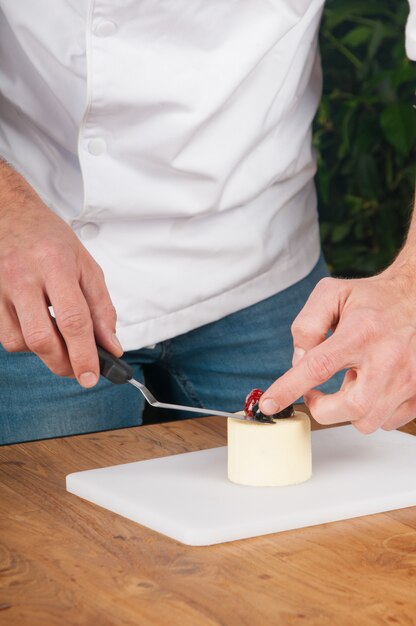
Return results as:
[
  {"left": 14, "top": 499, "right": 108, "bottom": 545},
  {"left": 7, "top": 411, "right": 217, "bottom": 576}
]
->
[
  {"left": 79, "top": 222, "right": 100, "bottom": 240},
  {"left": 88, "top": 138, "right": 107, "bottom": 156},
  {"left": 94, "top": 20, "right": 117, "bottom": 37}
]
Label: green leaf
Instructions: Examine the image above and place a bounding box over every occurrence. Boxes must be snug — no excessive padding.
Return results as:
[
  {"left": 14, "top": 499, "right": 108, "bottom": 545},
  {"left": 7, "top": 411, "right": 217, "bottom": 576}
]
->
[
  {"left": 380, "top": 104, "right": 416, "bottom": 156},
  {"left": 331, "top": 223, "right": 352, "bottom": 243},
  {"left": 368, "top": 21, "right": 385, "bottom": 58},
  {"left": 342, "top": 26, "right": 372, "bottom": 48}
]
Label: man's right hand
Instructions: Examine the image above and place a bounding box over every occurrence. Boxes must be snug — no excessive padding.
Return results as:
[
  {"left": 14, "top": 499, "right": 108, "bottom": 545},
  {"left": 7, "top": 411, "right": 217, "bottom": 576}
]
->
[{"left": 0, "top": 159, "right": 122, "bottom": 387}]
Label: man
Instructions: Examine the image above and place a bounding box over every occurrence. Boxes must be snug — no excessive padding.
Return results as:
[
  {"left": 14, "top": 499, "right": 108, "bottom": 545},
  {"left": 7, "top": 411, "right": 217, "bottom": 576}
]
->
[{"left": 0, "top": 1, "right": 414, "bottom": 444}]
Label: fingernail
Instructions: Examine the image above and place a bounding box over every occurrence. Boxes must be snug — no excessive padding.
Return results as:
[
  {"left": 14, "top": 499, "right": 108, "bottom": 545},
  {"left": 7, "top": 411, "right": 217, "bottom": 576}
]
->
[
  {"left": 292, "top": 347, "right": 305, "bottom": 367},
  {"left": 260, "top": 398, "right": 280, "bottom": 415},
  {"left": 79, "top": 371, "right": 98, "bottom": 388},
  {"left": 112, "top": 333, "right": 123, "bottom": 352}
]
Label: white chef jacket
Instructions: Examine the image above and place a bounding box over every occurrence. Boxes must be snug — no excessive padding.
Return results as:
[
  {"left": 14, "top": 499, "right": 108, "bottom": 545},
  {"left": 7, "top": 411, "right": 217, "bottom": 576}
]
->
[{"left": 0, "top": 2, "right": 415, "bottom": 351}]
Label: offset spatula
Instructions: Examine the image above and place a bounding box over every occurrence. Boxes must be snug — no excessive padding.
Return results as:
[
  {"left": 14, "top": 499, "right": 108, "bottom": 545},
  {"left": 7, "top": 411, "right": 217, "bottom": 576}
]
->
[
  {"left": 50, "top": 316, "right": 269, "bottom": 423},
  {"left": 96, "top": 345, "right": 268, "bottom": 423}
]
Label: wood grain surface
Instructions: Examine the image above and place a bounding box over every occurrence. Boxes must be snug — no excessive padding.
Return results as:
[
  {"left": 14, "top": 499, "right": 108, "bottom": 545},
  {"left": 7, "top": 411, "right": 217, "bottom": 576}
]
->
[{"left": 1, "top": 412, "right": 415, "bottom": 626}]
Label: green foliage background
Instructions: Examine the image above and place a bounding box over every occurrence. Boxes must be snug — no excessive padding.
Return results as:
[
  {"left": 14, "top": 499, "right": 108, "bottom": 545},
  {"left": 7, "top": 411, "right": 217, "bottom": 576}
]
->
[{"left": 315, "top": 0, "right": 416, "bottom": 277}]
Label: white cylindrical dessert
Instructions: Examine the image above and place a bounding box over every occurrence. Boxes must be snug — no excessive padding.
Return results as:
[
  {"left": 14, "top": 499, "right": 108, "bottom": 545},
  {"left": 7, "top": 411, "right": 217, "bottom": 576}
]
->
[{"left": 227, "top": 411, "right": 312, "bottom": 487}]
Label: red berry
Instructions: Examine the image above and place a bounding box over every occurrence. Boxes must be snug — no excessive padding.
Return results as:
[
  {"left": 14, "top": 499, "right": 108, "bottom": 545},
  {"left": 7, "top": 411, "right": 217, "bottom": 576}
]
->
[{"left": 244, "top": 388, "right": 264, "bottom": 417}]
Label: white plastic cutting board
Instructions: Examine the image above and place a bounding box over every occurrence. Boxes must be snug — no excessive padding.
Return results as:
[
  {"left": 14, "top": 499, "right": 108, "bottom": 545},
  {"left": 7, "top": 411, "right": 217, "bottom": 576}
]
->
[{"left": 66, "top": 425, "right": 416, "bottom": 546}]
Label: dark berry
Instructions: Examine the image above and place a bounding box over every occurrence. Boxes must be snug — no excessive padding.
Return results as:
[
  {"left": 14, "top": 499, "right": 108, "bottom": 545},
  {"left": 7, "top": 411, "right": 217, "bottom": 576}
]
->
[{"left": 244, "top": 388, "right": 294, "bottom": 421}]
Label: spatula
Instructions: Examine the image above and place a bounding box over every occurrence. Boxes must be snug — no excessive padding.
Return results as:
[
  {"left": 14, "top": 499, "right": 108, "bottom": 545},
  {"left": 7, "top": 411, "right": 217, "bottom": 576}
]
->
[
  {"left": 97, "top": 344, "right": 272, "bottom": 423},
  {"left": 50, "top": 316, "right": 271, "bottom": 423}
]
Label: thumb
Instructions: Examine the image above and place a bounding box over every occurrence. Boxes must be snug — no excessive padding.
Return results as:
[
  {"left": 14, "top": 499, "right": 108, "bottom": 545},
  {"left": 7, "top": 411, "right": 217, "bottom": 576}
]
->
[{"left": 291, "top": 277, "right": 350, "bottom": 366}]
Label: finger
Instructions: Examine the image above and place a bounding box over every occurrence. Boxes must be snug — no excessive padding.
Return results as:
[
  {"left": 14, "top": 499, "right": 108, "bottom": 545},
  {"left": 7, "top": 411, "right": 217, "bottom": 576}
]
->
[
  {"left": 46, "top": 276, "right": 100, "bottom": 388},
  {"left": 291, "top": 277, "right": 351, "bottom": 365},
  {"left": 0, "top": 300, "right": 28, "bottom": 352},
  {"left": 339, "top": 368, "right": 357, "bottom": 391},
  {"left": 305, "top": 363, "right": 406, "bottom": 433},
  {"left": 303, "top": 367, "right": 359, "bottom": 424},
  {"left": 304, "top": 367, "right": 355, "bottom": 405},
  {"left": 305, "top": 388, "right": 382, "bottom": 433},
  {"left": 304, "top": 388, "right": 362, "bottom": 426},
  {"left": 381, "top": 398, "right": 416, "bottom": 431},
  {"left": 13, "top": 290, "right": 73, "bottom": 376},
  {"left": 260, "top": 331, "right": 355, "bottom": 415},
  {"left": 79, "top": 259, "right": 122, "bottom": 356},
  {"left": 303, "top": 367, "right": 356, "bottom": 409},
  {"left": 351, "top": 339, "right": 416, "bottom": 433}
]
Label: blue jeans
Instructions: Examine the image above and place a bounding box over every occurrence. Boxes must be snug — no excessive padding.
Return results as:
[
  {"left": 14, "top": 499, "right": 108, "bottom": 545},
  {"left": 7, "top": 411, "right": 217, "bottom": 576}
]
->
[{"left": 0, "top": 254, "right": 341, "bottom": 444}]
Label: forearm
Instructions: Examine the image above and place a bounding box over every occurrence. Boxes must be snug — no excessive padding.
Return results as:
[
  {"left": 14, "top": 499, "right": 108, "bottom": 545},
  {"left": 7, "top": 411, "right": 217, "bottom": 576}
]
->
[{"left": 0, "top": 157, "right": 45, "bottom": 219}]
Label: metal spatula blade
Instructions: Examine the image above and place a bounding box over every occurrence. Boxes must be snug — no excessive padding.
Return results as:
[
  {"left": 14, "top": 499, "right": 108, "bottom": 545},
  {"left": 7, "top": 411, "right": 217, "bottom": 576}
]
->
[
  {"left": 97, "top": 345, "right": 272, "bottom": 424},
  {"left": 49, "top": 316, "right": 271, "bottom": 423},
  {"left": 128, "top": 378, "right": 254, "bottom": 421}
]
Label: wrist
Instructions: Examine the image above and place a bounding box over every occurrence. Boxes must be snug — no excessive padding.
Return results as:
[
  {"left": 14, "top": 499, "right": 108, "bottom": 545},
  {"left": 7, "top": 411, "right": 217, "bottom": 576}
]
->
[{"left": 384, "top": 247, "right": 416, "bottom": 279}]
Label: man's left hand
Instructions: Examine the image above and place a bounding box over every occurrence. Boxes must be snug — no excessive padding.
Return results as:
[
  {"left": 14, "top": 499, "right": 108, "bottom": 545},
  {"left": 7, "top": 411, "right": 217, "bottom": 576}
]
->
[{"left": 260, "top": 265, "right": 416, "bottom": 433}]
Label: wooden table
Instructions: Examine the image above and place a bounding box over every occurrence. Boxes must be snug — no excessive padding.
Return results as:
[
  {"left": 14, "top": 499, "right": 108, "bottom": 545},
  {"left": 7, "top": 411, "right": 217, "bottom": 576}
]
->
[{"left": 1, "top": 414, "right": 416, "bottom": 626}]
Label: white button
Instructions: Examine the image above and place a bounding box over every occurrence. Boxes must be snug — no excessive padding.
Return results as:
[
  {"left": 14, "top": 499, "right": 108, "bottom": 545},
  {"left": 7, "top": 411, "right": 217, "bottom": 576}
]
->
[
  {"left": 88, "top": 138, "right": 107, "bottom": 156},
  {"left": 94, "top": 20, "right": 117, "bottom": 37},
  {"left": 80, "top": 223, "right": 100, "bottom": 240}
]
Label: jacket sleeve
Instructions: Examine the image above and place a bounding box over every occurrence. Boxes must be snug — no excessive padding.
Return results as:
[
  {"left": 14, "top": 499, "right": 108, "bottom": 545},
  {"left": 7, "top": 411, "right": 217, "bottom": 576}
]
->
[{"left": 406, "top": 0, "right": 416, "bottom": 60}]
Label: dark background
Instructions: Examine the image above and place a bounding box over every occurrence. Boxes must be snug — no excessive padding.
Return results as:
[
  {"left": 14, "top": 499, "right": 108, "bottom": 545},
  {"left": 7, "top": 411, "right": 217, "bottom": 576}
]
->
[{"left": 316, "top": 0, "right": 416, "bottom": 277}]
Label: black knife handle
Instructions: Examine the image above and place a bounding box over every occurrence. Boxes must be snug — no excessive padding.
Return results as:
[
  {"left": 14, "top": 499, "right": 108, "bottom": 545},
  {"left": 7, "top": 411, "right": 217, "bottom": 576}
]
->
[
  {"left": 97, "top": 345, "right": 133, "bottom": 384},
  {"left": 50, "top": 315, "right": 132, "bottom": 384}
]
